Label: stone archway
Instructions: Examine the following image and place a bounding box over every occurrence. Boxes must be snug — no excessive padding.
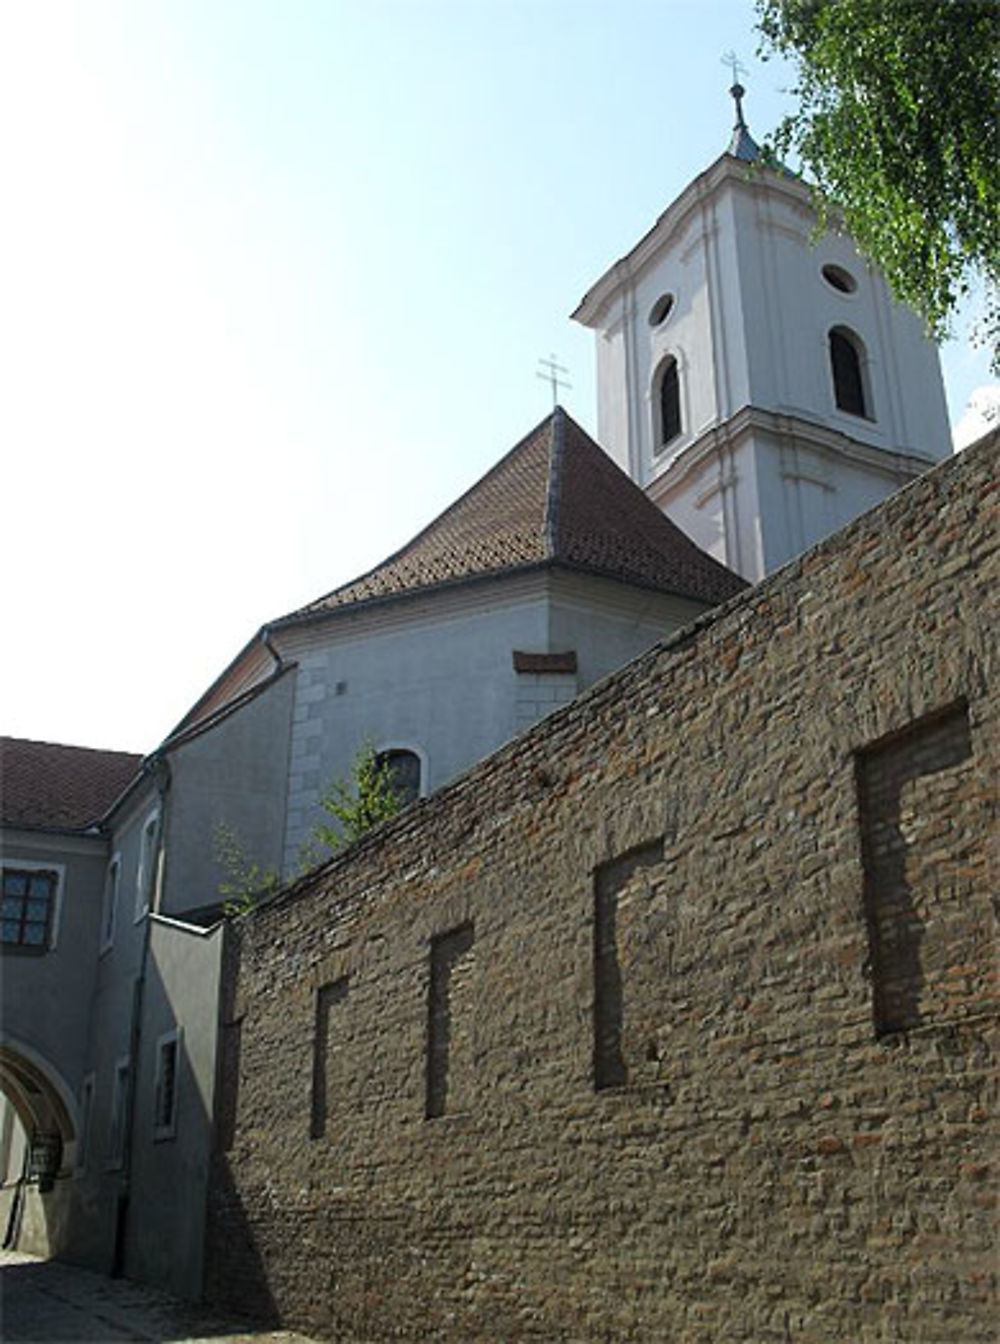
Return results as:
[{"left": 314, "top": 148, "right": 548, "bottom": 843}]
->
[{"left": 0, "top": 1040, "right": 78, "bottom": 1253}]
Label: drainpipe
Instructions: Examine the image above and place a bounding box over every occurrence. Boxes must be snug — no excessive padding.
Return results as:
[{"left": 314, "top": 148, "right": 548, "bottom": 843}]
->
[
  {"left": 112, "top": 752, "right": 171, "bottom": 1277},
  {"left": 262, "top": 624, "right": 284, "bottom": 675}
]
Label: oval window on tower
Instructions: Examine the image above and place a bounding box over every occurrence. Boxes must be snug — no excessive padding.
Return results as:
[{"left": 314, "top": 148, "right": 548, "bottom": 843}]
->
[
  {"left": 822, "top": 264, "right": 857, "bottom": 294},
  {"left": 648, "top": 293, "right": 675, "bottom": 327}
]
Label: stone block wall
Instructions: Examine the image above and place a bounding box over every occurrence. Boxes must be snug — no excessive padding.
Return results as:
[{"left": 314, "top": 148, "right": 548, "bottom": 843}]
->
[{"left": 206, "top": 432, "right": 998, "bottom": 1341}]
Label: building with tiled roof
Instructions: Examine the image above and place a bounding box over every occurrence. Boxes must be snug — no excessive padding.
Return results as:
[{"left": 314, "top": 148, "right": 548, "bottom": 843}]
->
[
  {"left": 1, "top": 738, "right": 141, "bottom": 834},
  {"left": 166, "top": 407, "right": 745, "bottom": 880},
  {"left": 0, "top": 83, "right": 959, "bottom": 1319}
]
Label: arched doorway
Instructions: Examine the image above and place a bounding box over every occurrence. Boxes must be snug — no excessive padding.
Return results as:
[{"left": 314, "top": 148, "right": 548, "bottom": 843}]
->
[{"left": 0, "top": 1041, "right": 77, "bottom": 1252}]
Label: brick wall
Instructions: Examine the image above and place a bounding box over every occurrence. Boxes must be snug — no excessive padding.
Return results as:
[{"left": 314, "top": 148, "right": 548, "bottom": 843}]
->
[{"left": 206, "top": 432, "right": 999, "bottom": 1341}]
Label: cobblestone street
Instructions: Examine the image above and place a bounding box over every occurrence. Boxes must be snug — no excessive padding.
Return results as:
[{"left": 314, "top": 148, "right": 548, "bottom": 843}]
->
[{"left": 0, "top": 1251, "right": 319, "bottom": 1343}]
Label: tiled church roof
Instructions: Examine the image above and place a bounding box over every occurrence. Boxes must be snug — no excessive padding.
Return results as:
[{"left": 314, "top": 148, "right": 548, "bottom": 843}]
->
[
  {"left": 279, "top": 408, "right": 745, "bottom": 624},
  {"left": 0, "top": 737, "right": 142, "bottom": 832}
]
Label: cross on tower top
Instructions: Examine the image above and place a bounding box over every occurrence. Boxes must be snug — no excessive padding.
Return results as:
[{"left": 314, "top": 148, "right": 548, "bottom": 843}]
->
[
  {"left": 721, "top": 50, "right": 749, "bottom": 129},
  {"left": 721, "top": 50, "right": 747, "bottom": 86}
]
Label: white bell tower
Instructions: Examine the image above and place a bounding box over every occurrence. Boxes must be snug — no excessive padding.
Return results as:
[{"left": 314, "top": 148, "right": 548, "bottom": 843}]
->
[{"left": 572, "top": 84, "right": 951, "bottom": 582}]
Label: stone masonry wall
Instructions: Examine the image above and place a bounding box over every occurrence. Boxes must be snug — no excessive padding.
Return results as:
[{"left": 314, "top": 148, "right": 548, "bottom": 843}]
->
[{"left": 206, "top": 432, "right": 998, "bottom": 1342}]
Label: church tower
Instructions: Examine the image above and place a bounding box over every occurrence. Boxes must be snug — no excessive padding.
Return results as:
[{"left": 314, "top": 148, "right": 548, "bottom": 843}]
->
[{"left": 572, "top": 84, "right": 951, "bottom": 582}]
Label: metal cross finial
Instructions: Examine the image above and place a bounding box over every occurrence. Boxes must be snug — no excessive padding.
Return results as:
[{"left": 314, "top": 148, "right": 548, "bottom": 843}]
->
[
  {"left": 721, "top": 51, "right": 749, "bottom": 128},
  {"left": 536, "top": 354, "right": 571, "bottom": 408},
  {"left": 721, "top": 50, "right": 747, "bottom": 86}
]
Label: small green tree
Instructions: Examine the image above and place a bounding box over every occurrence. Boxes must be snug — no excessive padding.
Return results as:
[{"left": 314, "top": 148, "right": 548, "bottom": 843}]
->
[
  {"left": 216, "top": 742, "right": 404, "bottom": 914},
  {"left": 213, "top": 822, "right": 283, "bottom": 917},
  {"left": 309, "top": 741, "right": 403, "bottom": 857}
]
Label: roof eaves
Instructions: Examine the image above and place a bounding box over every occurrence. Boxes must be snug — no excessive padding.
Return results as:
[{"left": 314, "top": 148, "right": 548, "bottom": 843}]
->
[{"left": 269, "top": 559, "right": 561, "bottom": 634}]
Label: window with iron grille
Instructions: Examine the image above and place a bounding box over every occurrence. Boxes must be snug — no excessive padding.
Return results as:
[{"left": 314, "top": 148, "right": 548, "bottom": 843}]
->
[
  {"left": 153, "top": 1029, "right": 181, "bottom": 1140},
  {"left": 1, "top": 867, "right": 58, "bottom": 951}
]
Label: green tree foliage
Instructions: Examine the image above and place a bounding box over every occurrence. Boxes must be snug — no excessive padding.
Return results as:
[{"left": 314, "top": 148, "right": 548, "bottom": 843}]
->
[
  {"left": 309, "top": 741, "right": 403, "bottom": 856},
  {"left": 213, "top": 822, "right": 283, "bottom": 917},
  {"left": 215, "top": 742, "right": 404, "bottom": 915},
  {"left": 756, "top": 0, "right": 1000, "bottom": 370}
]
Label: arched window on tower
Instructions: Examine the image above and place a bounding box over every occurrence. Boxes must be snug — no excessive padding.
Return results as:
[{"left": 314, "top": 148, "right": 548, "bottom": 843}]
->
[
  {"left": 656, "top": 355, "right": 682, "bottom": 450},
  {"left": 829, "top": 327, "right": 869, "bottom": 418},
  {"left": 375, "top": 748, "right": 422, "bottom": 806}
]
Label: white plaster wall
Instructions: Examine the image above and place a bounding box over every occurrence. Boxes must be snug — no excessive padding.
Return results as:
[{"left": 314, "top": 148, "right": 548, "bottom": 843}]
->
[
  {"left": 754, "top": 431, "right": 921, "bottom": 575},
  {"left": 548, "top": 572, "right": 709, "bottom": 688},
  {"left": 596, "top": 319, "right": 631, "bottom": 475},
  {"left": 164, "top": 673, "right": 295, "bottom": 916},
  {"left": 651, "top": 439, "right": 764, "bottom": 582},
  {"left": 279, "top": 570, "right": 720, "bottom": 872},
  {"left": 280, "top": 584, "right": 551, "bottom": 871}
]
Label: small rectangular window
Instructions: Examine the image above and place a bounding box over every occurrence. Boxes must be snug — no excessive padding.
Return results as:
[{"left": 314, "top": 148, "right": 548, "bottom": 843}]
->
[
  {"left": 1, "top": 867, "right": 58, "bottom": 952},
  {"left": 153, "top": 1029, "right": 181, "bottom": 1140},
  {"left": 134, "top": 812, "right": 160, "bottom": 922},
  {"left": 100, "top": 856, "right": 120, "bottom": 953},
  {"left": 107, "top": 1056, "right": 130, "bottom": 1169}
]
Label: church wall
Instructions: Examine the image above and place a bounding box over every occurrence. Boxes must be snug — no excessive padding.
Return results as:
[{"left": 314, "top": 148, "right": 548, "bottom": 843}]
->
[
  {"left": 162, "top": 670, "right": 296, "bottom": 915},
  {"left": 207, "top": 434, "right": 997, "bottom": 1340},
  {"left": 279, "top": 582, "right": 558, "bottom": 872},
  {"left": 548, "top": 571, "right": 707, "bottom": 691}
]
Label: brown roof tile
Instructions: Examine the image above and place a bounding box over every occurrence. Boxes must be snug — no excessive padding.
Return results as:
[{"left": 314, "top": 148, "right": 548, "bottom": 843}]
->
[
  {"left": 1, "top": 738, "right": 143, "bottom": 833},
  {"left": 279, "top": 409, "right": 745, "bottom": 624}
]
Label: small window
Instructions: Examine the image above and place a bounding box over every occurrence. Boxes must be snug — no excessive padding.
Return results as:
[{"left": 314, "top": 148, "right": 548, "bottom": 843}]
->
[
  {"left": 100, "top": 855, "right": 120, "bottom": 953},
  {"left": 1, "top": 867, "right": 58, "bottom": 952},
  {"left": 376, "top": 749, "right": 422, "bottom": 806},
  {"left": 822, "top": 263, "right": 857, "bottom": 294},
  {"left": 648, "top": 293, "right": 675, "bottom": 326},
  {"left": 77, "top": 1074, "right": 96, "bottom": 1173},
  {"left": 153, "top": 1029, "right": 181, "bottom": 1140},
  {"left": 656, "top": 356, "right": 682, "bottom": 449},
  {"left": 134, "top": 811, "right": 160, "bottom": 922},
  {"left": 107, "top": 1056, "right": 130, "bottom": 1169},
  {"left": 829, "top": 327, "right": 869, "bottom": 418}
]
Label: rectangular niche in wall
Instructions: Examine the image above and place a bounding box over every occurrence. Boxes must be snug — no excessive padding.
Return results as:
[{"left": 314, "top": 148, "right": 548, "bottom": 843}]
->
[
  {"left": 425, "top": 923, "right": 474, "bottom": 1119},
  {"left": 311, "top": 977, "right": 349, "bottom": 1140},
  {"left": 593, "top": 839, "right": 664, "bottom": 1091},
  {"left": 856, "top": 701, "right": 981, "bottom": 1035}
]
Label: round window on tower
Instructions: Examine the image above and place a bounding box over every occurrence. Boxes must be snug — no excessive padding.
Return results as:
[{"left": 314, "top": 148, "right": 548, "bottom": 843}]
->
[
  {"left": 648, "top": 293, "right": 675, "bottom": 327},
  {"left": 822, "top": 264, "right": 857, "bottom": 295}
]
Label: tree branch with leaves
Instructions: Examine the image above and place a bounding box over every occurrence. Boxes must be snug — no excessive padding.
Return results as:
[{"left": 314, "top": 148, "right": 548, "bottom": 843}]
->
[{"left": 756, "top": 0, "right": 1000, "bottom": 371}]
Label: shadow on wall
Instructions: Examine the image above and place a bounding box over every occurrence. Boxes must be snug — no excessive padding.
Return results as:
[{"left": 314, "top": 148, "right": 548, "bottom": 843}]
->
[{"left": 203, "top": 923, "right": 280, "bottom": 1328}]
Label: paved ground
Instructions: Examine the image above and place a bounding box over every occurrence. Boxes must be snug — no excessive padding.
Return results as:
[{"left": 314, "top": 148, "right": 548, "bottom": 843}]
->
[{"left": 0, "top": 1250, "right": 320, "bottom": 1343}]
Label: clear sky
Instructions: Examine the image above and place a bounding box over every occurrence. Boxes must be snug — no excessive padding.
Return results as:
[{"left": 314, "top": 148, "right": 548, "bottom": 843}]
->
[{"left": 3, "top": 0, "right": 996, "bottom": 754}]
